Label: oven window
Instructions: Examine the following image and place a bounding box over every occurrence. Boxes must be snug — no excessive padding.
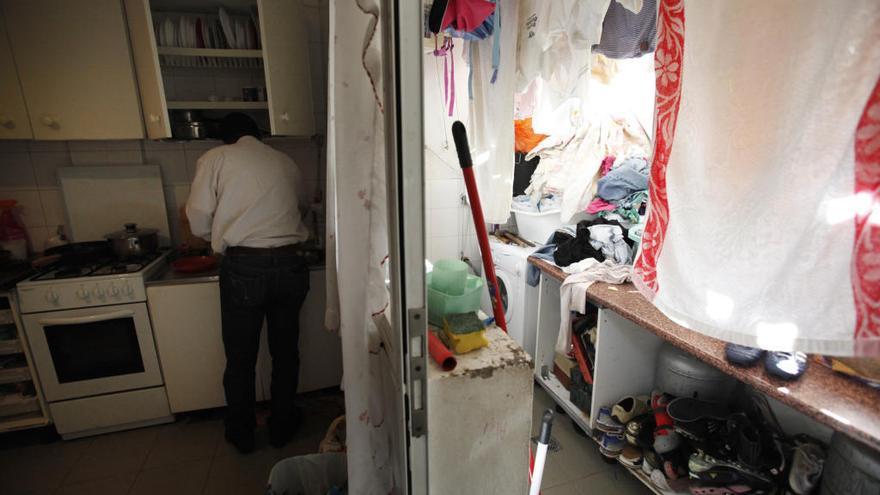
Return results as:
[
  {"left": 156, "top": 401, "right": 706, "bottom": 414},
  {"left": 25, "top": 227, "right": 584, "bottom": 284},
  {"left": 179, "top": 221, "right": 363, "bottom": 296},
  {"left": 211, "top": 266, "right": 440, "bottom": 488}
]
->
[{"left": 44, "top": 318, "right": 145, "bottom": 383}]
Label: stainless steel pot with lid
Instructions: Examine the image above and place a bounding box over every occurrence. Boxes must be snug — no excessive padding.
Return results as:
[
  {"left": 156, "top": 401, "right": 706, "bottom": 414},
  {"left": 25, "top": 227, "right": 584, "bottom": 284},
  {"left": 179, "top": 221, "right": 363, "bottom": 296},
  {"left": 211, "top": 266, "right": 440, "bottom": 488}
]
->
[{"left": 106, "top": 223, "right": 159, "bottom": 258}]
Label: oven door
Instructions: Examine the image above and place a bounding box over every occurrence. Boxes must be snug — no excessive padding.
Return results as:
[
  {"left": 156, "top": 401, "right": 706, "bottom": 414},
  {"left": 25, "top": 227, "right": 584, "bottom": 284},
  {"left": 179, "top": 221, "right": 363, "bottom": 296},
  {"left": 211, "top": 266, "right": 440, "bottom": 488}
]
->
[{"left": 22, "top": 303, "right": 163, "bottom": 401}]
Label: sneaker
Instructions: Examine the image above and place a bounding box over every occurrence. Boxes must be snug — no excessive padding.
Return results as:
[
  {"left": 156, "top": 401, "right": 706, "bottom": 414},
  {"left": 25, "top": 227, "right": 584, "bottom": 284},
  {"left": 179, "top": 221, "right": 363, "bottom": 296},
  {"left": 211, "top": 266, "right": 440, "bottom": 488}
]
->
[
  {"left": 619, "top": 445, "right": 643, "bottom": 468},
  {"left": 689, "top": 482, "right": 756, "bottom": 495},
  {"left": 788, "top": 436, "right": 825, "bottom": 495},
  {"left": 652, "top": 391, "right": 682, "bottom": 454},
  {"left": 764, "top": 351, "right": 808, "bottom": 380},
  {"left": 625, "top": 414, "right": 655, "bottom": 448},
  {"left": 688, "top": 451, "right": 774, "bottom": 489},
  {"left": 599, "top": 432, "right": 626, "bottom": 458},
  {"left": 596, "top": 406, "right": 624, "bottom": 434},
  {"left": 725, "top": 343, "right": 764, "bottom": 367},
  {"left": 612, "top": 395, "right": 651, "bottom": 424}
]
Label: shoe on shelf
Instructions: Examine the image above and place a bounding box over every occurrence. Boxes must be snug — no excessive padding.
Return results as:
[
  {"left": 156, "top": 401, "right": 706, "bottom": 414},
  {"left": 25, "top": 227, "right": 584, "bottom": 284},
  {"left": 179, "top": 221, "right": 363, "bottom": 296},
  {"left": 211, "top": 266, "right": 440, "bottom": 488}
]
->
[
  {"left": 688, "top": 450, "right": 774, "bottom": 490},
  {"left": 649, "top": 468, "right": 672, "bottom": 492},
  {"left": 651, "top": 391, "right": 682, "bottom": 454},
  {"left": 625, "top": 414, "right": 655, "bottom": 448},
  {"left": 725, "top": 343, "right": 764, "bottom": 367},
  {"left": 599, "top": 432, "right": 626, "bottom": 458},
  {"left": 225, "top": 428, "right": 255, "bottom": 455},
  {"left": 688, "top": 482, "right": 755, "bottom": 495},
  {"left": 788, "top": 436, "right": 826, "bottom": 495},
  {"left": 764, "top": 351, "right": 808, "bottom": 380},
  {"left": 668, "top": 397, "right": 731, "bottom": 423},
  {"left": 596, "top": 405, "right": 624, "bottom": 434},
  {"left": 612, "top": 395, "right": 651, "bottom": 424},
  {"left": 619, "top": 445, "right": 643, "bottom": 468}
]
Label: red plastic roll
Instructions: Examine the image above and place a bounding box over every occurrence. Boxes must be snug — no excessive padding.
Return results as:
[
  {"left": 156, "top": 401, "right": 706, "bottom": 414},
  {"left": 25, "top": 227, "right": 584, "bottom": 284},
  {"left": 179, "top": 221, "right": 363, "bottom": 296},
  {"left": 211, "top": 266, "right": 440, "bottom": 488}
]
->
[{"left": 428, "top": 331, "right": 457, "bottom": 371}]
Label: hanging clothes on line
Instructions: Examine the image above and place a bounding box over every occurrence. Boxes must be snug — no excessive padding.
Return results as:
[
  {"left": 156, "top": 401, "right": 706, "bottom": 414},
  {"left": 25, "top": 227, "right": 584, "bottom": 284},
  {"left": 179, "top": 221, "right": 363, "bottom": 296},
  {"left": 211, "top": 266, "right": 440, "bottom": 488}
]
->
[
  {"left": 593, "top": 0, "right": 656, "bottom": 59},
  {"left": 634, "top": 0, "right": 880, "bottom": 356}
]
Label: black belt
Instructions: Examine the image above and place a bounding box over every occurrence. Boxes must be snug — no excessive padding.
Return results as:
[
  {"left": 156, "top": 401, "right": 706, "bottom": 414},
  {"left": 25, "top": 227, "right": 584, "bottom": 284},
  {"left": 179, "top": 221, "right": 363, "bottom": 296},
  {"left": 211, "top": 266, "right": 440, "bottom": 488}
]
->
[{"left": 226, "top": 244, "right": 304, "bottom": 256}]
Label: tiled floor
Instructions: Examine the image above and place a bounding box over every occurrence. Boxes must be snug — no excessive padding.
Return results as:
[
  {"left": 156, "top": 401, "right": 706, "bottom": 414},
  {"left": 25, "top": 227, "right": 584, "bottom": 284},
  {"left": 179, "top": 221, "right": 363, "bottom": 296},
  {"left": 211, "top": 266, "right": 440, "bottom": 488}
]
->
[
  {"left": 2, "top": 386, "right": 651, "bottom": 495},
  {"left": 531, "top": 385, "right": 652, "bottom": 495},
  {"left": 0, "top": 390, "right": 345, "bottom": 495}
]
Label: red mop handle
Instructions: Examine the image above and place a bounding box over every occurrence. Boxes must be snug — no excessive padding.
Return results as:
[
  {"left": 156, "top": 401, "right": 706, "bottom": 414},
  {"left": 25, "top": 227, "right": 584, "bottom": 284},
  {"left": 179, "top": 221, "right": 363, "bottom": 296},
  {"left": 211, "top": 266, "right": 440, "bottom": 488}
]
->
[{"left": 451, "top": 121, "right": 508, "bottom": 332}]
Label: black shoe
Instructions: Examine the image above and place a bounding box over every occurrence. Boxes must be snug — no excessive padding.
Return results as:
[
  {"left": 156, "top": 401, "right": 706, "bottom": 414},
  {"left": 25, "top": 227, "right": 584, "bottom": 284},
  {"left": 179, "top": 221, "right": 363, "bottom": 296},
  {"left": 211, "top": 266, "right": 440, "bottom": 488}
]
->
[
  {"left": 725, "top": 343, "right": 764, "bottom": 367},
  {"left": 269, "top": 409, "right": 303, "bottom": 448},
  {"left": 764, "top": 351, "right": 808, "bottom": 380},
  {"left": 225, "top": 429, "right": 255, "bottom": 454}
]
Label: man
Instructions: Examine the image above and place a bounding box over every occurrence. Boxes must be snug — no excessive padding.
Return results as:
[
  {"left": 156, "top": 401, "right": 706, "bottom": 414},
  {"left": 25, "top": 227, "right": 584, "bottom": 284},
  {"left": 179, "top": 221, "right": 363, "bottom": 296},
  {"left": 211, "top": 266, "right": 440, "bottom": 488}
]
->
[{"left": 186, "top": 113, "right": 310, "bottom": 454}]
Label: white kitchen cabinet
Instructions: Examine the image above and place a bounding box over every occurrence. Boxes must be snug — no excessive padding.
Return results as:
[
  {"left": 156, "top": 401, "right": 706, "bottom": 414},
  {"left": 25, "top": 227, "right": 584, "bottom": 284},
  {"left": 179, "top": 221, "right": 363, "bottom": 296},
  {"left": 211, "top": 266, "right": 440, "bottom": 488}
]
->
[
  {"left": 1, "top": 0, "right": 145, "bottom": 140},
  {"left": 125, "top": 0, "right": 314, "bottom": 138},
  {"left": 0, "top": 9, "right": 32, "bottom": 140},
  {"left": 147, "top": 269, "right": 340, "bottom": 414}
]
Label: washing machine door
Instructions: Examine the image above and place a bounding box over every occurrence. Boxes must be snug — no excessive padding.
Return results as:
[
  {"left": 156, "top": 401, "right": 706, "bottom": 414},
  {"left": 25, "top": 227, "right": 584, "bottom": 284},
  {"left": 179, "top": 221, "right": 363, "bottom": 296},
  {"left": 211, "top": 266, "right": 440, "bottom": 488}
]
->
[{"left": 482, "top": 266, "right": 516, "bottom": 333}]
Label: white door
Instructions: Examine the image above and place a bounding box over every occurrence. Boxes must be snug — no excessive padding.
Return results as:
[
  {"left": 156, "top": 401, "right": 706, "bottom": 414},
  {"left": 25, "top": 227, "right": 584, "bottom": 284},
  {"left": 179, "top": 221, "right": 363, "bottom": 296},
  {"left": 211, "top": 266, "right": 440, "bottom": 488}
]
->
[
  {"left": 380, "top": 0, "right": 429, "bottom": 492},
  {"left": 123, "top": 0, "right": 171, "bottom": 139},
  {"left": 0, "top": 7, "right": 31, "bottom": 139},
  {"left": 22, "top": 303, "right": 163, "bottom": 402}
]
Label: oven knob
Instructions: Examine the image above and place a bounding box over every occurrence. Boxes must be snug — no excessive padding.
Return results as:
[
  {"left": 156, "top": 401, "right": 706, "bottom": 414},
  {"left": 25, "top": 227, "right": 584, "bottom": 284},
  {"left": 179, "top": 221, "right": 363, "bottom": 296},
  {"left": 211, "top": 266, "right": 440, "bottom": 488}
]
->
[
  {"left": 93, "top": 286, "right": 106, "bottom": 298},
  {"left": 109, "top": 284, "right": 120, "bottom": 296},
  {"left": 76, "top": 287, "right": 90, "bottom": 300},
  {"left": 44, "top": 289, "right": 59, "bottom": 303}
]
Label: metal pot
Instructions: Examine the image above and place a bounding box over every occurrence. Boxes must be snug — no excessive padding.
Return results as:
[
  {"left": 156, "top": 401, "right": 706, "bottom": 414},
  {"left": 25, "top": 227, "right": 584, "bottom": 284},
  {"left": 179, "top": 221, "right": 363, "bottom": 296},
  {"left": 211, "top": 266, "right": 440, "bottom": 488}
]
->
[
  {"left": 106, "top": 223, "right": 159, "bottom": 258},
  {"left": 171, "top": 121, "right": 208, "bottom": 140}
]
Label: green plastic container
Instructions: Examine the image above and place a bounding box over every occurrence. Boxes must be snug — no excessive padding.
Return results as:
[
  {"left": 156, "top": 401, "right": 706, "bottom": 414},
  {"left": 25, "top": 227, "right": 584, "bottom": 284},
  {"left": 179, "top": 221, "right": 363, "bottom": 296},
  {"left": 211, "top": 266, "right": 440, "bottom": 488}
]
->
[{"left": 427, "top": 273, "right": 484, "bottom": 326}]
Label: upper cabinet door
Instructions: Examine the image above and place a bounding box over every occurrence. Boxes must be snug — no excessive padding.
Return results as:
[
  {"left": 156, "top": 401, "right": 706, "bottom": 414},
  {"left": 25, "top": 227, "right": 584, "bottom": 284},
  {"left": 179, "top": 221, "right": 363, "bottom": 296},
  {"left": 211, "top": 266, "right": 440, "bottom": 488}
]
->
[
  {"left": 123, "top": 0, "right": 170, "bottom": 139},
  {"left": 0, "top": 8, "right": 32, "bottom": 139},
  {"left": 259, "top": 0, "right": 315, "bottom": 136},
  {"left": 3, "top": 0, "right": 144, "bottom": 140}
]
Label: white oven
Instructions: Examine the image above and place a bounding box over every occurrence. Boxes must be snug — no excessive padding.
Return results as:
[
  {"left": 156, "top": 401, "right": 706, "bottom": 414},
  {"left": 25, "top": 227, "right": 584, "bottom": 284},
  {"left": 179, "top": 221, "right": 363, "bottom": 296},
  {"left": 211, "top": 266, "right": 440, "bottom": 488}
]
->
[{"left": 22, "top": 302, "right": 163, "bottom": 402}]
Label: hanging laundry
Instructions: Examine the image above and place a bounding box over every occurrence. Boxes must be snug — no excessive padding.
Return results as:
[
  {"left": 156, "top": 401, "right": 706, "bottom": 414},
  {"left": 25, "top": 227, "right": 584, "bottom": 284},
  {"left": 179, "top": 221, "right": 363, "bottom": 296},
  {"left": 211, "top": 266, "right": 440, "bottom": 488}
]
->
[
  {"left": 634, "top": 0, "right": 880, "bottom": 356},
  {"left": 431, "top": 0, "right": 496, "bottom": 33},
  {"left": 514, "top": 118, "right": 548, "bottom": 154},
  {"left": 596, "top": 156, "right": 648, "bottom": 201},
  {"left": 432, "top": 36, "right": 456, "bottom": 117},
  {"left": 593, "top": 0, "right": 657, "bottom": 59}
]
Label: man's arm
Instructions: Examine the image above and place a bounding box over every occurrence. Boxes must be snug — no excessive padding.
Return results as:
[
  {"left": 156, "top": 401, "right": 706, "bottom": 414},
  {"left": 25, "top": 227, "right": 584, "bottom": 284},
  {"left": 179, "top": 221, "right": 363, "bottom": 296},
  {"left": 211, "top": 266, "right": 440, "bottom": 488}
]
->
[{"left": 185, "top": 153, "right": 219, "bottom": 241}]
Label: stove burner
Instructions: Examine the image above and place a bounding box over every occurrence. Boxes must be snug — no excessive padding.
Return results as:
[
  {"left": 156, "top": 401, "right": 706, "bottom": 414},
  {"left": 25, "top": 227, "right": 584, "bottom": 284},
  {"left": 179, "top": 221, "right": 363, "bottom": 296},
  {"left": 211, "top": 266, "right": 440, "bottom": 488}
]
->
[{"left": 31, "top": 252, "right": 164, "bottom": 281}]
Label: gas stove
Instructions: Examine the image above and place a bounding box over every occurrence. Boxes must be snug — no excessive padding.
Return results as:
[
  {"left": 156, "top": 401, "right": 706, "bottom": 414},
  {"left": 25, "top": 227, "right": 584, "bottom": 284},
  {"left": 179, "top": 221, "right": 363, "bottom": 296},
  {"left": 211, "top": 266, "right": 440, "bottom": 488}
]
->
[{"left": 17, "top": 250, "right": 170, "bottom": 313}]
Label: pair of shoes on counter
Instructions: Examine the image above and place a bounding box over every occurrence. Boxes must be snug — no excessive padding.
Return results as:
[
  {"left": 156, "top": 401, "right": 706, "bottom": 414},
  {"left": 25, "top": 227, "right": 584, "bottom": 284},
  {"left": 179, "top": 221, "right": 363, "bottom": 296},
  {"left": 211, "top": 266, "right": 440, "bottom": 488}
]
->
[{"left": 725, "top": 343, "right": 808, "bottom": 380}]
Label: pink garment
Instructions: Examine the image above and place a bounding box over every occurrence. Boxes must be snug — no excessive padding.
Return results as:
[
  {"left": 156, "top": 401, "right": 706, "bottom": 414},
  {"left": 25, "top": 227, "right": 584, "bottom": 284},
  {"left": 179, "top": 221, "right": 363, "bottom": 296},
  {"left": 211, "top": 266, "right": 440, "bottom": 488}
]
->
[
  {"left": 586, "top": 197, "right": 616, "bottom": 214},
  {"left": 601, "top": 155, "right": 616, "bottom": 176},
  {"left": 441, "top": 0, "right": 496, "bottom": 33}
]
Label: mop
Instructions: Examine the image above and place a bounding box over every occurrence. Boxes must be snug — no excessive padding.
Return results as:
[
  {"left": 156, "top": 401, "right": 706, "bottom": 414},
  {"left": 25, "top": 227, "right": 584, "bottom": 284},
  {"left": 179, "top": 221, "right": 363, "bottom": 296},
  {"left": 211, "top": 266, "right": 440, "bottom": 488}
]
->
[{"left": 451, "top": 121, "right": 508, "bottom": 332}]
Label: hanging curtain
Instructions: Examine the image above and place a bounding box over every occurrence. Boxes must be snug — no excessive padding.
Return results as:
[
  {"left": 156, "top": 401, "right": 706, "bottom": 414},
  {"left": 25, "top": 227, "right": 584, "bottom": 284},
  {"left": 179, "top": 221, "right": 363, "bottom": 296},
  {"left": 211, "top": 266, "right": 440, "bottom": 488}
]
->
[
  {"left": 326, "top": 1, "right": 401, "bottom": 492},
  {"left": 634, "top": 0, "right": 880, "bottom": 356}
]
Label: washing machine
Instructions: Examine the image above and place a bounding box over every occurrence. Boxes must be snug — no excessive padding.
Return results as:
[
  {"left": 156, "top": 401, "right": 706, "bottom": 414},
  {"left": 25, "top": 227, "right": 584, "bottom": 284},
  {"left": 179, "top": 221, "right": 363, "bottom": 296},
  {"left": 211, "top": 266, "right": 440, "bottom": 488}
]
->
[{"left": 481, "top": 239, "right": 540, "bottom": 357}]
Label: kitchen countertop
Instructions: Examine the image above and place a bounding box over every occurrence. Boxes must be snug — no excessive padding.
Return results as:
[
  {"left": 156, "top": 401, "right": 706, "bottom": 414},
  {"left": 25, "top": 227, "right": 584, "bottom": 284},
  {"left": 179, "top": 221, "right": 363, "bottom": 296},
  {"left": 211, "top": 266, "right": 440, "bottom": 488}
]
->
[
  {"left": 529, "top": 256, "right": 880, "bottom": 451},
  {"left": 147, "top": 258, "right": 325, "bottom": 287}
]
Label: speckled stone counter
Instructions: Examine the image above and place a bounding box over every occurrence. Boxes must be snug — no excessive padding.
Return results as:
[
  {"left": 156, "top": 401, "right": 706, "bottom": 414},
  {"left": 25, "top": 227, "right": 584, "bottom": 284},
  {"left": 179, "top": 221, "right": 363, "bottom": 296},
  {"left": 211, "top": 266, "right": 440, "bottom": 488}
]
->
[{"left": 529, "top": 256, "right": 880, "bottom": 451}]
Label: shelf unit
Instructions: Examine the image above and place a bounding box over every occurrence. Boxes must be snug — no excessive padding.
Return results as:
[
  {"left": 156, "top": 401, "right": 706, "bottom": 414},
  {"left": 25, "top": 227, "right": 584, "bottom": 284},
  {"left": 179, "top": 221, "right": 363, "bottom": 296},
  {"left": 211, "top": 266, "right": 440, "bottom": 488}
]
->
[
  {"left": 166, "top": 100, "right": 267, "bottom": 110},
  {"left": 156, "top": 46, "right": 262, "bottom": 58},
  {"left": 0, "top": 291, "right": 49, "bottom": 433}
]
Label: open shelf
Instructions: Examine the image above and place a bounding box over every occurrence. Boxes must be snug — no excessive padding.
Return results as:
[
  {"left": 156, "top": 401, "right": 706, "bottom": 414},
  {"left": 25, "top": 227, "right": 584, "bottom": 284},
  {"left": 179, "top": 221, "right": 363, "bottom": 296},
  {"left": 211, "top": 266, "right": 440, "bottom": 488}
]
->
[
  {"left": 536, "top": 373, "right": 591, "bottom": 433},
  {"left": 0, "top": 366, "right": 31, "bottom": 385},
  {"left": 157, "top": 46, "right": 263, "bottom": 58},
  {"left": 166, "top": 100, "right": 267, "bottom": 110},
  {"left": 0, "top": 339, "right": 22, "bottom": 356},
  {"left": 0, "top": 410, "right": 47, "bottom": 431}
]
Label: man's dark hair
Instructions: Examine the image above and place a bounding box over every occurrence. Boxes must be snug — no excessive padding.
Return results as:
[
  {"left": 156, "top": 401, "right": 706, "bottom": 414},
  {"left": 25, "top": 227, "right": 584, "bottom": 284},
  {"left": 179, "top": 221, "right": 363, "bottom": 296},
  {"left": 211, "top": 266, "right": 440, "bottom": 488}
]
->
[{"left": 220, "top": 112, "right": 261, "bottom": 144}]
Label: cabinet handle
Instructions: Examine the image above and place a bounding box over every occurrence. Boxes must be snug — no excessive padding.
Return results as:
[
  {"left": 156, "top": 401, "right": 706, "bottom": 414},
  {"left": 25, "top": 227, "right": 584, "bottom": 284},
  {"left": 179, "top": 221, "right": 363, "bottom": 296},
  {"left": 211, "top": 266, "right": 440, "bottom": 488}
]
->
[
  {"left": 149, "top": 113, "right": 161, "bottom": 124},
  {"left": 40, "top": 114, "right": 61, "bottom": 129},
  {"left": 280, "top": 112, "right": 290, "bottom": 122},
  {"left": 0, "top": 115, "right": 13, "bottom": 129}
]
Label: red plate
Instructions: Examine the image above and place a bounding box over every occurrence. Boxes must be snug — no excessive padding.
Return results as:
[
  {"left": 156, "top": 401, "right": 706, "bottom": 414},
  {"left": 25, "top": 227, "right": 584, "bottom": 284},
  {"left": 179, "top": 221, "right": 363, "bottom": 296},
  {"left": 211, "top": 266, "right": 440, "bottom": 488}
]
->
[{"left": 171, "top": 255, "right": 218, "bottom": 273}]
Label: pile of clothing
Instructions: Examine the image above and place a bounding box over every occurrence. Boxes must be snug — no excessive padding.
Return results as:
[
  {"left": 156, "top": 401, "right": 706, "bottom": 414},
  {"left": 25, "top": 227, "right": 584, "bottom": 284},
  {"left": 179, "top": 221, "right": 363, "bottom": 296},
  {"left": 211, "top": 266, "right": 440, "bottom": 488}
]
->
[
  {"left": 595, "top": 392, "right": 827, "bottom": 495},
  {"left": 586, "top": 155, "right": 648, "bottom": 225}
]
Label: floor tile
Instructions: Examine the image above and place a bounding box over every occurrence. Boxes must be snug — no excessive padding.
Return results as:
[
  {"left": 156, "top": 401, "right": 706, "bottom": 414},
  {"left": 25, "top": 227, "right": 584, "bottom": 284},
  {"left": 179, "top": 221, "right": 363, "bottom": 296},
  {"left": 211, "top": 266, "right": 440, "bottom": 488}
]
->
[
  {"left": 129, "top": 459, "right": 211, "bottom": 495},
  {"left": 65, "top": 427, "right": 159, "bottom": 484},
  {"left": 143, "top": 418, "right": 222, "bottom": 469},
  {"left": 541, "top": 469, "right": 652, "bottom": 495},
  {"left": 56, "top": 472, "right": 137, "bottom": 495},
  {"left": 205, "top": 448, "right": 280, "bottom": 494},
  {"left": 0, "top": 438, "right": 91, "bottom": 495}
]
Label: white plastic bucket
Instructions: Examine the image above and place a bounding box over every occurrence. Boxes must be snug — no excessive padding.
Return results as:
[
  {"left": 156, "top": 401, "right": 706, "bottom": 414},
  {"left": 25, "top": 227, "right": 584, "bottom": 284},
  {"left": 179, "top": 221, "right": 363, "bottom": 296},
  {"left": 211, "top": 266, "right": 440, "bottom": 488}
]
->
[{"left": 513, "top": 209, "right": 562, "bottom": 244}]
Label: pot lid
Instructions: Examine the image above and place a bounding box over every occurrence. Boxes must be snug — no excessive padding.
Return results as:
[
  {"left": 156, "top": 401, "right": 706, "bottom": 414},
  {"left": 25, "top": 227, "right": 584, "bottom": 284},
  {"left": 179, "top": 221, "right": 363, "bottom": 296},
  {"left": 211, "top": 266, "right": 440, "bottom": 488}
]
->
[{"left": 106, "top": 223, "right": 159, "bottom": 240}]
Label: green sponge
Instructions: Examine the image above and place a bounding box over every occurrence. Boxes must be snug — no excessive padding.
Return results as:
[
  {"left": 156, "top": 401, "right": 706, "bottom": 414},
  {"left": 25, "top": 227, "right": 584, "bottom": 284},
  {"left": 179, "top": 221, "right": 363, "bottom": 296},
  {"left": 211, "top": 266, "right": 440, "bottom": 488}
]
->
[{"left": 442, "top": 312, "right": 485, "bottom": 335}]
